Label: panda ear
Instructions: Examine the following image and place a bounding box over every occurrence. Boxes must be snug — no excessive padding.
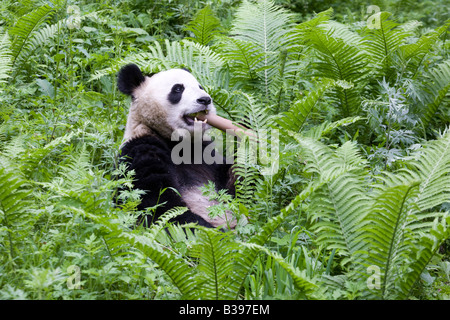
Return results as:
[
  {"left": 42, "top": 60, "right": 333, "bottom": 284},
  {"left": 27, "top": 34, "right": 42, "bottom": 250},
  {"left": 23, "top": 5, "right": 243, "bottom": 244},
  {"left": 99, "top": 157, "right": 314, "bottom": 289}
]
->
[{"left": 117, "top": 64, "right": 146, "bottom": 96}]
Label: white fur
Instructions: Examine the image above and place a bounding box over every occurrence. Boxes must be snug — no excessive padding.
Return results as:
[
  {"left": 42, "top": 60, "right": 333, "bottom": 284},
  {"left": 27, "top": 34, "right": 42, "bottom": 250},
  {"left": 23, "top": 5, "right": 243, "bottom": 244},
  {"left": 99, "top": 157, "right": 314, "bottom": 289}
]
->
[
  {"left": 123, "top": 69, "right": 216, "bottom": 143},
  {"left": 181, "top": 186, "right": 237, "bottom": 229}
]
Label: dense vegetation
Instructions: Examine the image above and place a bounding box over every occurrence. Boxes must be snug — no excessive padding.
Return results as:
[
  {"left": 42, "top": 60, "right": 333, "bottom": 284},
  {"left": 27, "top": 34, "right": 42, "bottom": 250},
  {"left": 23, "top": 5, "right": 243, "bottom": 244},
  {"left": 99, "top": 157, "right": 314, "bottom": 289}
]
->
[{"left": 0, "top": 0, "right": 449, "bottom": 300}]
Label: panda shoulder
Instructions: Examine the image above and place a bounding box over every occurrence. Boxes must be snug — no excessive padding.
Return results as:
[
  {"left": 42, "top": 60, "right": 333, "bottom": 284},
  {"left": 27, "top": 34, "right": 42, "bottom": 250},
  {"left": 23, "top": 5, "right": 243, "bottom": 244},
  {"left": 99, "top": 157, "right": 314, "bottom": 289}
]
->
[{"left": 120, "top": 135, "right": 171, "bottom": 164}]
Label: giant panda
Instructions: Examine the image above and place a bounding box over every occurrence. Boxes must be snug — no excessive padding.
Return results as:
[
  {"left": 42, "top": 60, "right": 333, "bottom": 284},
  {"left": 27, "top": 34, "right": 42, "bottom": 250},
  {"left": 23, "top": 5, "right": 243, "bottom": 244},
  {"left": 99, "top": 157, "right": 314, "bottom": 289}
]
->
[{"left": 117, "top": 63, "right": 236, "bottom": 229}]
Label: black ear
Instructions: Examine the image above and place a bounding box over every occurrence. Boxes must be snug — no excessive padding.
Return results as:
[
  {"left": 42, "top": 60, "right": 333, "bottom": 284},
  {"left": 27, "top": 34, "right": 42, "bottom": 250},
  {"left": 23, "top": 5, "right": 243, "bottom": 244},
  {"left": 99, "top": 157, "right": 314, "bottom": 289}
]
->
[{"left": 117, "top": 64, "right": 146, "bottom": 96}]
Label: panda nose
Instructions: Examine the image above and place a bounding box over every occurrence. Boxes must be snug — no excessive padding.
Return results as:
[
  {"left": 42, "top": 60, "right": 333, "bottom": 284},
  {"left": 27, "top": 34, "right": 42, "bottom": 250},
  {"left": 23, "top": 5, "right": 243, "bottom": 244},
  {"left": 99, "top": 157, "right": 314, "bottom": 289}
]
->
[{"left": 197, "top": 96, "right": 212, "bottom": 106}]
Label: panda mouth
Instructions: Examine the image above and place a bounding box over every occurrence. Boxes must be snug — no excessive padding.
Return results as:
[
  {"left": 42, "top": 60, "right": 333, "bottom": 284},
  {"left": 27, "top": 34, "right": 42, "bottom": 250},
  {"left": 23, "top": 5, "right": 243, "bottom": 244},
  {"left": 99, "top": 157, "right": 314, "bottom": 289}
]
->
[{"left": 183, "top": 109, "right": 209, "bottom": 126}]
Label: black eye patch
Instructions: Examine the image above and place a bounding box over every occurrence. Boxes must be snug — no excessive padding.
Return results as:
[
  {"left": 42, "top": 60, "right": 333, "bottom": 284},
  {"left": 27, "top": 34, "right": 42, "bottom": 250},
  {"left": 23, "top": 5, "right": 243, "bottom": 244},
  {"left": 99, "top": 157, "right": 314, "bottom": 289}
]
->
[{"left": 168, "top": 84, "right": 185, "bottom": 104}]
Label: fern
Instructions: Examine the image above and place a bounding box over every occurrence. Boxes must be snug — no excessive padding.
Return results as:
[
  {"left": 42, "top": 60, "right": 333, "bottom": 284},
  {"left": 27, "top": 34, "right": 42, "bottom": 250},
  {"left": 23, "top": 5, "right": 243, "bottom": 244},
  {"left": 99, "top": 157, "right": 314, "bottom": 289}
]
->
[
  {"left": 0, "top": 167, "right": 32, "bottom": 261},
  {"left": 230, "top": 0, "right": 293, "bottom": 100},
  {"left": 293, "top": 138, "right": 370, "bottom": 262},
  {"left": 231, "top": 93, "right": 275, "bottom": 206},
  {"left": 239, "top": 242, "right": 321, "bottom": 298},
  {"left": 0, "top": 29, "right": 12, "bottom": 84},
  {"left": 90, "top": 39, "right": 224, "bottom": 87},
  {"left": 184, "top": 5, "right": 222, "bottom": 46},
  {"left": 283, "top": 130, "right": 450, "bottom": 298},
  {"left": 403, "top": 129, "right": 450, "bottom": 213},
  {"left": 397, "top": 30, "right": 439, "bottom": 77},
  {"left": 146, "top": 207, "right": 189, "bottom": 241},
  {"left": 233, "top": 135, "right": 262, "bottom": 208},
  {"left": 24, "top": 20, "right": 66, "bottom": 64},
  {"left": 361, "top": 181, "right": 420, "bottom": 298},
  {"left": 8, "top": 3, "right": 56, "bottom": 69},
  {"left": 418, "top": 60, "right": 450, "bottom": 127},
  {"left": 294, "top": 11, "right": 368, "bottom": 117},
  {"left": 363, "top": 12, "right": 410, "bottom": 80},
  {"left": 190, "top": 229, "right": 239, "bottom": 299},
  {"left": 302, "top": 116, "right": 363, "bottom": 139},
  {"left": 357, "top": 130, "right": 450, "bottom": 298},
  {"left": 78, "top": 201, "right": 321, "bottom": 299},
  {"left": 229, "top": 211, "right": 289, "bottom": 299},
  {"left": 213, "top": 37, "right": 266, "bottom": 89},
  {"left": 277, "top": 78, "right": 335, "bottom": 134}
]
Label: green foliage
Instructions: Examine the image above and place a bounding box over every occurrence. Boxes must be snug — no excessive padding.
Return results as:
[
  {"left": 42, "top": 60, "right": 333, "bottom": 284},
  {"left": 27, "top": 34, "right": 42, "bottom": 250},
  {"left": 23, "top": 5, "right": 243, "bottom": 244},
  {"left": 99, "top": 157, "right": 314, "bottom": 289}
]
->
[
  {"left": 184, "top": 5, "right": 222, "bottom": 46},
  {"left": 419, "top": 60, "right": 450, "bottom": 128},
  {"left": 8, "top": 2, "right": 56, "bottom": 70},
  {"left": 289, "top": 130, "right": 450, "bottom": 299},
  {"left": 0, "top": 167, "right": 32, "bottom": 262},
  {"left": 230, "top": 0, "right": 293, "bottom": 100},
  {"left": 0, "top": 0, "right": 449, "bottom": 301},
  {"left": 277, "top": 78, "right": 336, "bottom": 133},
  {"left": 0, "top": 29, "right": 12, "bottom": 83},
  {"left": 363, "top": 12, "right": 411, "bottom": 80}
]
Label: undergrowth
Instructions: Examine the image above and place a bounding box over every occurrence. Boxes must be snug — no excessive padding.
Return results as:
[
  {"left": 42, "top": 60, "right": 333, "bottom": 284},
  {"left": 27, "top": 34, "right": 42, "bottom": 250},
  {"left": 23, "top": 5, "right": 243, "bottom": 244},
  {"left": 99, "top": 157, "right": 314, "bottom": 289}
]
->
[{"left": 0, "top": 0, "right": 449, "bottom": 300}]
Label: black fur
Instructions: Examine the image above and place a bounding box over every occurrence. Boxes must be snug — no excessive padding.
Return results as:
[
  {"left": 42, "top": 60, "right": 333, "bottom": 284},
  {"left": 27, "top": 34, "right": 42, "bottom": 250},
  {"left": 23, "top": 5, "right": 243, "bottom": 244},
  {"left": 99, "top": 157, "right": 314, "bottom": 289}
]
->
[
  {"left": 120, "top": 133, "right": 235, "bottom": 228},
  {"left": 117, "top": 64, "right": 146, "bottom": 96},
  {"left": 168, "top": 84, "right": 185, "bottom": 104}
]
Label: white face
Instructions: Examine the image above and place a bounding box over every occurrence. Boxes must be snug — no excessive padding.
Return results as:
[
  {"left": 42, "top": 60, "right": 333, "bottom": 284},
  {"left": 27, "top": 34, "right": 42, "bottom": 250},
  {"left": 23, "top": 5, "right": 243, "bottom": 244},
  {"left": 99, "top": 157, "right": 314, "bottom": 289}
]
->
[{"left": 133, "top": 69, "right": 216, "bottom": 137}]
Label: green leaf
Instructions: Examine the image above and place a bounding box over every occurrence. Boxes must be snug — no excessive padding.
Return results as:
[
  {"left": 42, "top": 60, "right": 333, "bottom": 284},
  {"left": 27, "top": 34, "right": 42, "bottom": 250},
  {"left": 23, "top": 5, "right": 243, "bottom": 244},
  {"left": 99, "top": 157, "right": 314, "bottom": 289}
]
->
[
  {"left": 185, "top": 5, "right": 222, "bottom": 46},
  {"left": 0, "top": 29, "right": 12, "bottom": 83},
  {"left": 9, "top": 4, "right": 56, "bottom": 68},
  {"left": 419, "top": 60, "right": 450, "bottom": 127}
]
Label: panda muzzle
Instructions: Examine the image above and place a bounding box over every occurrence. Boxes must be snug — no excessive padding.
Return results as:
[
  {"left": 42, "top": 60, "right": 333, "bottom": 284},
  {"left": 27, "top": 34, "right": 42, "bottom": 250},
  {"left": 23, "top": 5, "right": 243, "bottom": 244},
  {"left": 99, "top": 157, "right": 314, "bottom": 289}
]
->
[{"left": 186, "top": 109, "right": 209, "bottom": 122}]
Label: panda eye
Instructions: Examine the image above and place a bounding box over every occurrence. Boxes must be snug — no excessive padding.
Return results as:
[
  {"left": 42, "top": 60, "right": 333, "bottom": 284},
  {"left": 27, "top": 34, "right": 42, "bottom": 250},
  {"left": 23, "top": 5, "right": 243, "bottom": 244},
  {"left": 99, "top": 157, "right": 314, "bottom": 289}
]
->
[
  {"left": 172, "top": 84, "right": 184, "bottom": 93},
  {"left": 199, "top": 85, "right": 204, "bottom": 91}
]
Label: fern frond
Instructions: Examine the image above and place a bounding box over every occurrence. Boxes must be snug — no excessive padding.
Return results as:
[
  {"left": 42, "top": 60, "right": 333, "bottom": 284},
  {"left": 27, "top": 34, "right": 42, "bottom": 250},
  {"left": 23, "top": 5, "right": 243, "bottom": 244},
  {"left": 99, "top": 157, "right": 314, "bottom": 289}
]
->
[
  {"left": 214, "top": 36, "right": 266, "bottom": 88},
  {"left": 9, "top": 4, "right": 55, "bottom": 68},
  {"left": 90, "top": 40, "right": 224, "bottom": 87},
  {"left": 229, "top": 210, "right": 287, "bottom": 299},
  {"left": 190, "top": 228, "right": 239, "bottom": 299},
  {"left": 147, "top": 207, "right": 188, "bottom": 241},
  {"left": 235, "top": 92, "right": 273, "bottom": 132},
  {"left": 397, "top": 30, "right": 439, "bottom": 77},
  {"left": 361, "top": 181, "right": 420, "bottom": 298},
  {"left": 0, "top": 29, "right": 12, "bottom": 84},
  {"left": 185, "top": 5, "right": 222, "bottom": 46},
  {"left": 404, "top": 129, "right": 450, "bottom": 212},
  {"left": 363, "top": 12, "right": 410, "bottom": 80},
  {"left": 0, "top": 167, "right": 31, "bottom": 227},
  {"left": 240, "top": 242, "right": 322, "bottom": 298},
  {"left": 233, "top": 135, "right": 262, "bottom": 207},
  {"left": 418, "top": 60, "right": 450, "bottom": 127},
  {"left": 402, "top": 213, "right": 450, "bottom": 297},
  {"left": 24, "top": 20, "right": 66, "bottom": 62},
  {"left": 277, "top": 78, "right": 335, "bottom": 134},
  {"left": 303, "top": 116, "right": 363, "bottom": 139},
  {"left": 356, "top": 131, "right": 450, "bottom": 298},
  {"left": 0, "top": 167, "right": 32, "bottom": 260},
  {"left": 231, "top": 0, "right": 293, "bottom": 100},
  {"left": 292, "top": 8, "right": 333, "bottom": 38},
  {"left": 296, "top": 139, "right": 369, "bottom": 260},
  {"left": 77, "top": 208, "right": 201, "bottom": 299},
  {"left": 300, "top": 19, "right": 368, "bottom": 116}
]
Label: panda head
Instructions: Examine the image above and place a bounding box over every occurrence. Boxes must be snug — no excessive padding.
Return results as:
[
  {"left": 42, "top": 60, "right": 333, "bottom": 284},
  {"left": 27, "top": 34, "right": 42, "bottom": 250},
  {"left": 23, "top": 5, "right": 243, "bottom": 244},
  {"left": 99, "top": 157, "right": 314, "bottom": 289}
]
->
[{"left": 117, "top": 64, "right": 216, "bottom": 141}]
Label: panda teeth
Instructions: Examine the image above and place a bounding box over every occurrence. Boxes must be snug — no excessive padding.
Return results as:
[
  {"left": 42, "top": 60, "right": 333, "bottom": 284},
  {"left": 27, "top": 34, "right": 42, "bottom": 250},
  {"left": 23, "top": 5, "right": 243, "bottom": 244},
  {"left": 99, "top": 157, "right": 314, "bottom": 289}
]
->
[{"left": 193, "top": 117, "right": 208, "bottom": 124}]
